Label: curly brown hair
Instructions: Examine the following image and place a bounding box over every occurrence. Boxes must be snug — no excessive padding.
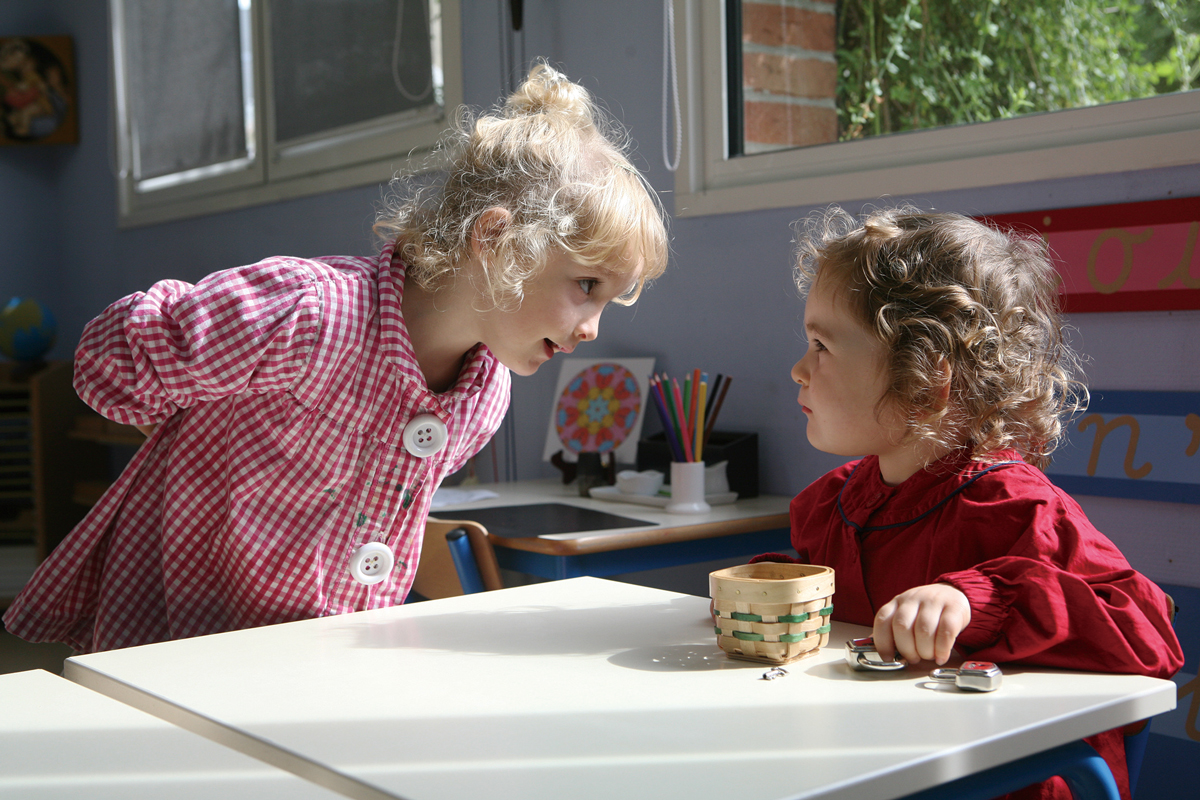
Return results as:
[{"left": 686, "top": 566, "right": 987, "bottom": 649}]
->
[
  {"left": 793, "top": 205, "right": 1087, "bottom": 468},
  {"left": 374, "top": 63, "right": 668, "bottom": 312}
]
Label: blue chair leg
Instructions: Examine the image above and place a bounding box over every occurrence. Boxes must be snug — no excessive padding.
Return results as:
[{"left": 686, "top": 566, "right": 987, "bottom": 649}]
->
[
  {"left": 446, "top": 528, "right": 486, "bottom": 594},
  {"left": 1124, "top": 721, "right": 1151, "bottom": 796},
  {"left": 898, "top": 739, "right": 1119, "bottom": 800}
]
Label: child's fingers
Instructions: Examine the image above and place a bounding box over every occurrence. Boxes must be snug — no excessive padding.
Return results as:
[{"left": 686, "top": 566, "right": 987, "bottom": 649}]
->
[
  {"left": 932, "top": 610, "right": 965, "bottom": 665},
  {"left": 874, "top": 584, "right": 972, "bottom": 665},
  {"left": 871, "top": 599, "right": 901, "bottom": 662},
  {"left": 876, "top": 593, "right": 929, "bottom": 664},
  {"left": 910, "top": 604, "right": 949, "bottom": 663}
]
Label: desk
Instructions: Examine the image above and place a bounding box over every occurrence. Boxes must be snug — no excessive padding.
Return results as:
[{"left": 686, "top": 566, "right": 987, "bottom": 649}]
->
[
  {"left": 434, "top": 478, "right": 791, "bottom": 579},
  {"left": 64, "top": 578, "right": 1175, "bottom": 800},
  {"left": 0, "top": 669, "right": 342, "bottom": 799}
]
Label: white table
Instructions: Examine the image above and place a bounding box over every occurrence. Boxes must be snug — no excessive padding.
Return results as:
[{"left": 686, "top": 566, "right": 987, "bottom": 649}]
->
[
  {"left": 63, "top": 578, "right": 1175, "bottom": 800},
  {"left": 0, "top": 669, "right": 343, "bottom": 799}
]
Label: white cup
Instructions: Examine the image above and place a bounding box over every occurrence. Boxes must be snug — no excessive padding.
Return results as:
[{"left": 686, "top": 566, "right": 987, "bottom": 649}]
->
[{"left": 666, "top": 461, "right": 711, "bottom": 514}]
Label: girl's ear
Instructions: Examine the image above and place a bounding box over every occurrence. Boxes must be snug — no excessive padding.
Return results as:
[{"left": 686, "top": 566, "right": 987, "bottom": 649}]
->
[
  {"left": 470, "top": 207, "right": 512, "bottom": 260},
  {"left": 933, "top": 357, "right": 952, "bottom": 408}
]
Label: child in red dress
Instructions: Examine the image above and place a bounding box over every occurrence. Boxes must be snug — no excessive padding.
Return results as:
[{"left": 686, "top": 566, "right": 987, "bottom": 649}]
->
[{"left": 759, "top": 206, "right": 1182, "bottom": 800}]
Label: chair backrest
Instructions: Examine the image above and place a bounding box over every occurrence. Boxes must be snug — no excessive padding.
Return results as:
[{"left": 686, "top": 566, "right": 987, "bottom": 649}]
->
[{"left": 411, "top": 517, "right": 504, "bottom": 600}]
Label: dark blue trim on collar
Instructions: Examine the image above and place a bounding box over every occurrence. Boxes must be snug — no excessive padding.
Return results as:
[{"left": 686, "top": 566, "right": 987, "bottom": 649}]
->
[{"left": 837, "top": 460, "right": 1021, "bottom": 535}]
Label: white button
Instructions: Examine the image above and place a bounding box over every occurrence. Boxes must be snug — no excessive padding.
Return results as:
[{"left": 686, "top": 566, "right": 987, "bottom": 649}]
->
[
  {"left": 349, "top": 542, "right": 395, "bottom": 585},
  {"left": 402, "top": 413, "right": 448, "bottom": 458}
]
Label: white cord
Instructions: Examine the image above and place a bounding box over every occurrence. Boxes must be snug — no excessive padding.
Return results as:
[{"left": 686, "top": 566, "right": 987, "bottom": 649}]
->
[
  {"left": 393, "top": 0, "right": 433, "bottom": 102},
  {"left": 662, "top": 0, "right": 682, "bottom": 172}
]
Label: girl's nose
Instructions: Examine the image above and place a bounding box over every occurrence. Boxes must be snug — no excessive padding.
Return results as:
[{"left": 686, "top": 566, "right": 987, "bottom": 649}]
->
[
  {"left": 576, "top": 310, "right": 600, "bottom": 342},
  {"left": 791, "top": 357, "right": 808, "bottom": 387}
]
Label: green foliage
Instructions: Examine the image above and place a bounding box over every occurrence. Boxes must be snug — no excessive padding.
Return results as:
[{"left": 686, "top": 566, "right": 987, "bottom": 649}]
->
[{"left": 836, "top": 0, "right": 1200, "bottom": 140}]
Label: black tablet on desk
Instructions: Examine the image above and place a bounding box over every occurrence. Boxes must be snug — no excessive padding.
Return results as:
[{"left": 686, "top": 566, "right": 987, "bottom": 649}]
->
[{"left": 442, "top": 503, "right": 656, "bottom": 538}]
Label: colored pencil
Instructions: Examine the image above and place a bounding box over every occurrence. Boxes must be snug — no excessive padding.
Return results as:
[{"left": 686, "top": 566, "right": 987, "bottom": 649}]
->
[
  {"left": 686, "top": 374, "right": 696, "bottom": 424},
  {"left": 695, "top": 375, "right": 708, "bottom": 461},
  {"left": 649, "top": 377, "right": 683, "bottom": 462},
  {"left": 658, "top": 374, "right": 686, "bottom": 461},
  {"left": 706, "top": 373, "right": 723, "bottom": 417},
  {"left": 688, "top": 368, "right": 701, "bottom": 447},
  {"left": 702, "top": 375, "right": 731, "bottom": 450},
  {"left": 670, "top": 377, "right": 694, "bottom": 462}
]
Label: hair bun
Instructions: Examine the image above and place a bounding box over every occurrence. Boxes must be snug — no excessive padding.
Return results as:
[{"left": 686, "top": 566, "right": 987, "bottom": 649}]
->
[{"left": 504, "top": 63, "right": 595, "bottom": 124}]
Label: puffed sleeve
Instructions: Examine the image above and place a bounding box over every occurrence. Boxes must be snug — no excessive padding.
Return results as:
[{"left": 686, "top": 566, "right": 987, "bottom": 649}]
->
[
  {"left": 73, "top": 259, "right": 323, "bottom": 426},
  {"left": 938, "top": 493, "right": 1183, "bottom": 679}
]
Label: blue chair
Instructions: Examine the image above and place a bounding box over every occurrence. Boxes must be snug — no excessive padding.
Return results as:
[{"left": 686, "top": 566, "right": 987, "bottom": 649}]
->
[
  {"left": 1124, "top": 591, "right": 1177, "bottom": 796},
  {"left": 898, "top": 740, "right": 1119, "bottom": 800},
  {"left": 411, "top": 517, "right": 503, "bottom": 600},
  {"left": 1123, "top": 720, "right": 1151, "bottom": 794}
]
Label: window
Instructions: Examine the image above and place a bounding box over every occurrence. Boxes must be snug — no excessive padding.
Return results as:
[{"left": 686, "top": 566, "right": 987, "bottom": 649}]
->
[
  {"left": 672, "top": 0, "right": 1200, "bottom": 217},
  {"left": 111, "top": 0, "right": 460, "bottom": 227}
]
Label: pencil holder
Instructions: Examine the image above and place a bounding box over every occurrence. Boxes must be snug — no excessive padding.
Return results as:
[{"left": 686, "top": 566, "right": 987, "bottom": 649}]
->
[
  {"left": 637, "top": 431, "right": 759, "bottom": 498},
  {"left": 665, "top": 461, "right": 710, "bottom": 514},
  {"left": 710, "top": 563, "right": 835, "bottom": 665}
]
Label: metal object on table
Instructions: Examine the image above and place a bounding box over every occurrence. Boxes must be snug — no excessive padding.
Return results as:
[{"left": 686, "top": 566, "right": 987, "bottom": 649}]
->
[
  {"left": 930, "top": 661, "right": 1004, "bottom": 692},
  {"left": 845, "top": 636, "right": 907, "bottom": 672}
]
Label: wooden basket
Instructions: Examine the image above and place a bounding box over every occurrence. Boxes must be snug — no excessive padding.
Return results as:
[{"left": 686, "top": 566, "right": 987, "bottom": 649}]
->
[{"left": 710, "top": 562, "right": 835, "bottom": 665}]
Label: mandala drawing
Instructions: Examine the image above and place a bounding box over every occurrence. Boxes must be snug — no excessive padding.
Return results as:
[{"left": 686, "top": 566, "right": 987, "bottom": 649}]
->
[{"left": 555, "top": 362, "right": 642, "bottom": 453}]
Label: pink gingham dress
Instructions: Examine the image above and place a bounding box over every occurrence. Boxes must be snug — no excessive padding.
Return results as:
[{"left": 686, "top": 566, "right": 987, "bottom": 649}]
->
[{"left": 3, "top": 243, "right": 510, "bottom": 653}]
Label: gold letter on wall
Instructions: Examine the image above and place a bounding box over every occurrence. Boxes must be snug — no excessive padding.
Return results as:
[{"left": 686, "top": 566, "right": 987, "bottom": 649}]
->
[
  {"left": 1088, "top": 229, "right": 1154, "bottom": 294},
  {"left": 1078, "top": 414, "right": 1153, "bottom": 479}
]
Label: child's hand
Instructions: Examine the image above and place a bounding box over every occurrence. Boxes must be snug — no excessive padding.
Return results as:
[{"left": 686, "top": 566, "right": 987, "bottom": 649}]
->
[{"left": 872, "top": 583, "right": 970, "bottom": 666}]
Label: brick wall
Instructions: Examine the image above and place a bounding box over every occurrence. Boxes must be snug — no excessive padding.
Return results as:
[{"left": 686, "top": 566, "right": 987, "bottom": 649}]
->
[{"left": 740, "top": 0, "right": 837, "bottom": 154}]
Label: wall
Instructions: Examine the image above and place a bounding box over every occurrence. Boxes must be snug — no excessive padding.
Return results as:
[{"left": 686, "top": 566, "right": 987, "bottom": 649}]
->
[
  {"left": 3, "top": 0, "right": 1196, "bottom": 591},
  {"left": 0, "top": 7, "right": 67, "bottom": 310}
]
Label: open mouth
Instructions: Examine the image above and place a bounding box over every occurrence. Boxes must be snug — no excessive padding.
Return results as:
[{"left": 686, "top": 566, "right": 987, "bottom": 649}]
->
[{"left": 545, "top": 338, "right": 573, "bottom": 356}]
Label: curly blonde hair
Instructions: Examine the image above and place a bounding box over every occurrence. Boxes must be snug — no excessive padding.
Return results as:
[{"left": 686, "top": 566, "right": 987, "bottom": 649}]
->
[
  {"left": 793, "top": 206, "right": 1087, "bottom": 468},
  {"left": 374, "top": 63, "right": 668, "bottom": 311}
]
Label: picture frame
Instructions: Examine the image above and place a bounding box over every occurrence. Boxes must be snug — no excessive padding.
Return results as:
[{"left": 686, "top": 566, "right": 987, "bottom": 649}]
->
[
  {"left": 0, "top": 35, "right": 78, "bottom": 145},
  {"left": 542, "top": 357, "right": 656, "bottom": 466}
]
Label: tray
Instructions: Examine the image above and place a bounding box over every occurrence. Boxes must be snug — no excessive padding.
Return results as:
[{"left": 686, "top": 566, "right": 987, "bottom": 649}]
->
[{"left": 588, "top": 486, "right": 737, "bottom": 508}]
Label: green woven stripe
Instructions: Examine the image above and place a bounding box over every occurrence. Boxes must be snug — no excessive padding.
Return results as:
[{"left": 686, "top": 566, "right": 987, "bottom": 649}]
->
[
  {"left": 777, "top": 612, "right": 809, "bottom": 623},
  {"left": 732, "top": 630, "right": 765, "bottom": 641},
  {"left": 819, "top": 605, "right": 834, "bottom": 616},
  {"left": 714, "top": 625, "right": 722, "bottom": 635},
  {"left": 816, "top": 623, "right": 832, "bottom": 634},
  {"left": 778, "top": 632, "right": 810, "bottom": 643},
  {"left": 730, "top": 612, "right": 762, "bottom": 622}
]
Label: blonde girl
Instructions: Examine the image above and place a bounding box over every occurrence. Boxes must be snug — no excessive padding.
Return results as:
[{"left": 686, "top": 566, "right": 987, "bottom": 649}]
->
[{"left": 6, "top": 64, "right": 668, "bottom": 653}]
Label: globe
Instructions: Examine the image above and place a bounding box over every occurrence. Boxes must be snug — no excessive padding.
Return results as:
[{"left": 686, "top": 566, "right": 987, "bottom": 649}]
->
[{"left": 0, "top": 297, "right": 57, "bottom": 362}]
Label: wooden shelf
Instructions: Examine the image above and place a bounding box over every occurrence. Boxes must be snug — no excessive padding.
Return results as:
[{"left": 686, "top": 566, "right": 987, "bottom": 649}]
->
[
  {"left": 72, "top": 480, "right": 111, "bottom": 507},
  {"left": 70, "top": 415, "right": 144, "bottom": 447},
  {"left": 0, "top": 361, "right": 109, "bottom": 563}
]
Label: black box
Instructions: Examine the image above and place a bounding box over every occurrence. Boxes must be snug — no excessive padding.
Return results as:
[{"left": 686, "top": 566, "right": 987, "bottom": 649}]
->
[{"left": 636, "top": 431, "right": 759, "bottom": 498}]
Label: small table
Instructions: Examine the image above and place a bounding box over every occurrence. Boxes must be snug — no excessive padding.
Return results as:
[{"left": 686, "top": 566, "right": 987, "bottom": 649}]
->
[
  {"left": 433, "top": 478, "right": 792, "bottom": 578},
  {"left": 0, "top": 669, "right": 342, "bottom": 799},
  {"left": 64, "top": 578, "right": 1176, "bottom": 800}
]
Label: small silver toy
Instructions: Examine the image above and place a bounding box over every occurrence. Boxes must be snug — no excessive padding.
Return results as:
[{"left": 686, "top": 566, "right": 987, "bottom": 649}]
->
[
  {"left": 929, "top": 661, "right": 1003, "bottom": 692},
  {"left": 845, "top": 636, "right": 907, "bottom": 672}
]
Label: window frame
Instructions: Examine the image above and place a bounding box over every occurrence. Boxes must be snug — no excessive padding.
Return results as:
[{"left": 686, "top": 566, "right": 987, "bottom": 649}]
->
[
  {"left": 672, "top": 0, "right": 1200, "bottom": 218},
  {"left": 110, "top": 0, "right": 462, "bottom": 228}
]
